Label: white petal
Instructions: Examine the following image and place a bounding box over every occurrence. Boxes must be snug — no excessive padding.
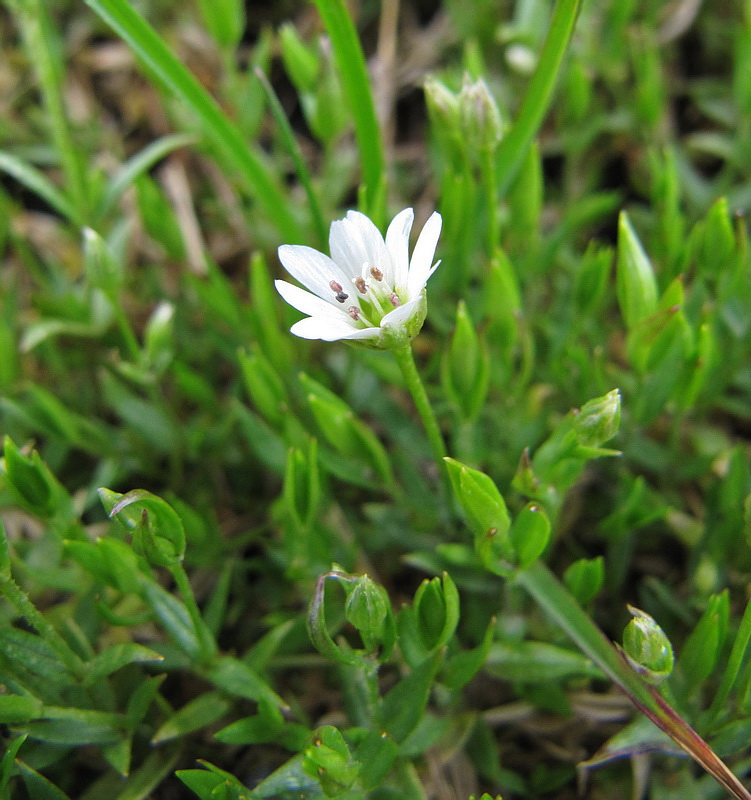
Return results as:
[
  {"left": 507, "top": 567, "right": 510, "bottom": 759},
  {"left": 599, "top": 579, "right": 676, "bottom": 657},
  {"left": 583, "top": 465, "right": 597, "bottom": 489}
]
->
[
  {"left": 407, "top": 211, "right": 442, "bottom": 298},
  {"left": 330, "top": 210, "right": 392, "bottom": 285},
  {"left": 275, "top": 280, "right": 354, "bottom": 320},
  {"left": 380, "top": 295, "right": 422, "bottom": 329},
  {"left": 291, "top": 316, "right": 380, "bottom": 341},
  {"left": 278, "top": 244, "right": 353, "bottom": 303},
  {"left": 385, "top": 208, "right": 414, "bottom": 294}
]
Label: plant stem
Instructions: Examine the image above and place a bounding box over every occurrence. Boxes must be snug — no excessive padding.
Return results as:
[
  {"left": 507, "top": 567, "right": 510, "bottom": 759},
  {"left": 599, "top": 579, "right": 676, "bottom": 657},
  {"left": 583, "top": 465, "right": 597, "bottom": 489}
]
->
[
  {"left": 169, "top": 562, "right": 217, "bottom": 664},
  {"left": 516, "top": 561, "right": 751, "bottom": 800},
  {"left": 392, "top": 344, "right": 450, "bottom": 496}
]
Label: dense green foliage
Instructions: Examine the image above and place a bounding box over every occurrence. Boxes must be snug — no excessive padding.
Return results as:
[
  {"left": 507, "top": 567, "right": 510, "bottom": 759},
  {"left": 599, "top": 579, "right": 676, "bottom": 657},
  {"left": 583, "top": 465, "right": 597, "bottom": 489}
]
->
[{"left": 2, "top": 1, "right": 751, "bottom": 798}]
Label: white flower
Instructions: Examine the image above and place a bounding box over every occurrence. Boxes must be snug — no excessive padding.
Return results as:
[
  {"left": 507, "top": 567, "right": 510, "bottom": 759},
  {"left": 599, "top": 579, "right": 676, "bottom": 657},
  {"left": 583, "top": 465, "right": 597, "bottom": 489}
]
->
[{"left": 275, "top": 208, "right": 442, "bottom": 349}]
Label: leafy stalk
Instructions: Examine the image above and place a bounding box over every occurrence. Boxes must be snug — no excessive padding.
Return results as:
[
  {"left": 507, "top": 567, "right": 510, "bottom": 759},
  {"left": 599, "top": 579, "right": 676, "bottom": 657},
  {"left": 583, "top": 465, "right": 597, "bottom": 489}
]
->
[{"left": 516, "top": 561, "right": 751, "bottom": 800}]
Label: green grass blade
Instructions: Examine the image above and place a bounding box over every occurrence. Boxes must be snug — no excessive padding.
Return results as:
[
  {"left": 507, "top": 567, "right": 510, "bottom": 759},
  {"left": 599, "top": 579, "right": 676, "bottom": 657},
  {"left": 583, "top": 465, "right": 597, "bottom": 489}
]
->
[
  {"left": 9, "top": 0, "right": 90, "bottom": 220},
  {"left": 96, "top": 133, "right": 198, "bottom": 222},
  {"left": 495, "top": 0, "right": 582, "bottom": 196},
  {"left": 311, "top": 0, "right": 386, "bottom": 223},
  {"left": 0, "top": 151, "right": 79, "bottom": 224},
  {"left": 254, "top": 68, "right": 328, "bottom": 249},
  {"left": 83, "top": 0, "right": 302, "bottom": 242}
]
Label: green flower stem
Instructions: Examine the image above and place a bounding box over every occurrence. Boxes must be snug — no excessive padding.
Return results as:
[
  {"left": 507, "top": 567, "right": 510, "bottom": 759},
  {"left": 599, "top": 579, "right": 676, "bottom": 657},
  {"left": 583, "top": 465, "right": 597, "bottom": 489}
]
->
[
  {"left": 0, "top": 572, "right": 86, "bottom": 679},
  {"left": 169, "top": 562, "right": 218, "bottom": 664},
  {"left": 482, "top": 148, "right": 500, "bottom": 254},
  {"left": 516, "top": 561, "right": 751, "bottom": 800},
  {"left": 392, "top": 344, "right": 450, "bottom": 494}
]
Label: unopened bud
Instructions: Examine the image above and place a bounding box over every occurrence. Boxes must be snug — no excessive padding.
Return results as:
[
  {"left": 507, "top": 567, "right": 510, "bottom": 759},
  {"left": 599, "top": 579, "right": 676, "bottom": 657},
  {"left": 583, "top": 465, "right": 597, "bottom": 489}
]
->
[
  {"left": 623, "top": 606, "right": 674, "bottom": 685},
  {"left": 573, "top": 389, "right": 621, "bottom": 448},
  {"left": 459, "top": 75, "right": 503, "bottom": 152}
]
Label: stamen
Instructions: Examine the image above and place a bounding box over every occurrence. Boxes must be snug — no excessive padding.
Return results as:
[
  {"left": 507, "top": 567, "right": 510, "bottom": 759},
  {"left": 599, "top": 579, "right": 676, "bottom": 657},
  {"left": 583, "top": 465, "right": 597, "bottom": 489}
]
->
[
  {"left": 335, "top": 291, "right": 349, "bottom": 303},
  {"left": 354, "top": 276, "right": 368, "bottom": 294},
  {"left": 348, "top": 306, "right": 361, "bottom": 320},
  {"left": 329, "top": 279, "right": 343, "bottom": 293},
  {"left": 388, "top": 293, "right": 401, "bottom": 307},
  {"left": 370, "top": 266, "right": 384, "bottom": 281}
]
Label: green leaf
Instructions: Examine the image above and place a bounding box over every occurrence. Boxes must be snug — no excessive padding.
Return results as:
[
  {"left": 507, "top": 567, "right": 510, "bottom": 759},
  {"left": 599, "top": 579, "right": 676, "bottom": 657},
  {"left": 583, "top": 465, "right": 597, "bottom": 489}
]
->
[
  {"left": 311, "top": 0, "right": 385, "bottom": 219},
  {"left": 152, "top": 692, "right": 231, "bottom": 743},
  {"left": 495, "top": 0, "right": 583, "bottom": 195},
  {"left": 82, "top": 0, "right": 300, "bottom": 241},
  {"left": 443, "top": 617, "right": 495, "bottom": 690},
  {"left": 0, "top": 150, "right": 78, "bottom": 224},
  {"left": 485, "top": 640, "right": 601, "bottom": 683},
  {"left": 25, "top": 707, "right": 128, "bottom": 745},
  {"left": 96, "top": 133, "right": 197, "bottom": 220},
  {"left": 84, "top": 643, "right": 164, "bottom": 685},
  {"left": 214, "top": 700, "right": 286, "bottom": 745},
  {"left": 674, "top": 591, "right": 729, "bottom": 696},
  {"left": 378, "top": 652, "right": 441, "bottom": 743},
  {"left": 15, "top": 759, "right": 72, "bottom": 800},
  {"left": 563, "top": 557, "right": 604, "bottom": 605},
  {"left": 0, "top": 629, "right": 73, "bottom": 684},
  {"left": 509, "top": 503, "right": 551, "bottom": 568},
  {"left": 207, "top": 655, "right": 285, "bottom": 709},
  {"left": 0, "top": 694, "right": 43, "bottom": 723},
  {"left": 0, "top": 734, "right": 27, "bottom": 795}
]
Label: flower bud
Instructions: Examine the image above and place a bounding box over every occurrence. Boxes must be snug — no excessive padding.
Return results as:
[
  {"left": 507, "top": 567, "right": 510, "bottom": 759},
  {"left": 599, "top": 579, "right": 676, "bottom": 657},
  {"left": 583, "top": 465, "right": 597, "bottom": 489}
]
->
[
  {"left": 239, "top": 346, "right": 288, "bottom": 427},
  {"left": 100, "top": 488, "right": 186, "bottom": 567},
  {"left": 2, "top": 437, "right": 58, "bottom": 518},
  {"left": 279, "top": 23, "right": 320, "bottom": 93},
  {"left": 444, "top": 458, "right": 514, "bottom": 573},
  {"left": 616, "top": 211, "right": 658, "bottom": 330},
  {"left": 308, "top": 569, "right": 395, "bottom": 665},
  {"left": 143, "top": 301, "right": 174, "bottom": 376},
  {"left": 622, "top": 606, "right": 674, "bottom": 685},
  {"left": 459, "top": 75, "right": 503, "bottom": 153},
  {"left": 414, "top": 572, "right": 460, "bottom": 652},
  {"left": 345, "top": 574, "right": 395, "bottom": 657},
  {"left": 573, "top": 389, "right": 621, "bottom": 448},
  {"left": 424, "top": 76, "right": 461, "bottom": 132},
  {"left": 283, "top": 437, "right": 320, "bottom": 532},
  {"left": 441, "top": 300, "right": 489, "bottom": 421}
]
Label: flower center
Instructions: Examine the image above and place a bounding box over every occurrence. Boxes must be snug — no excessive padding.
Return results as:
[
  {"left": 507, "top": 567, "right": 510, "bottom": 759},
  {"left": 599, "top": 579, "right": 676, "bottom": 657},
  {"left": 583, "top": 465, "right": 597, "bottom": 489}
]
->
[{"left": 329, "top": 263, "right": 404, "bottom": 328}]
